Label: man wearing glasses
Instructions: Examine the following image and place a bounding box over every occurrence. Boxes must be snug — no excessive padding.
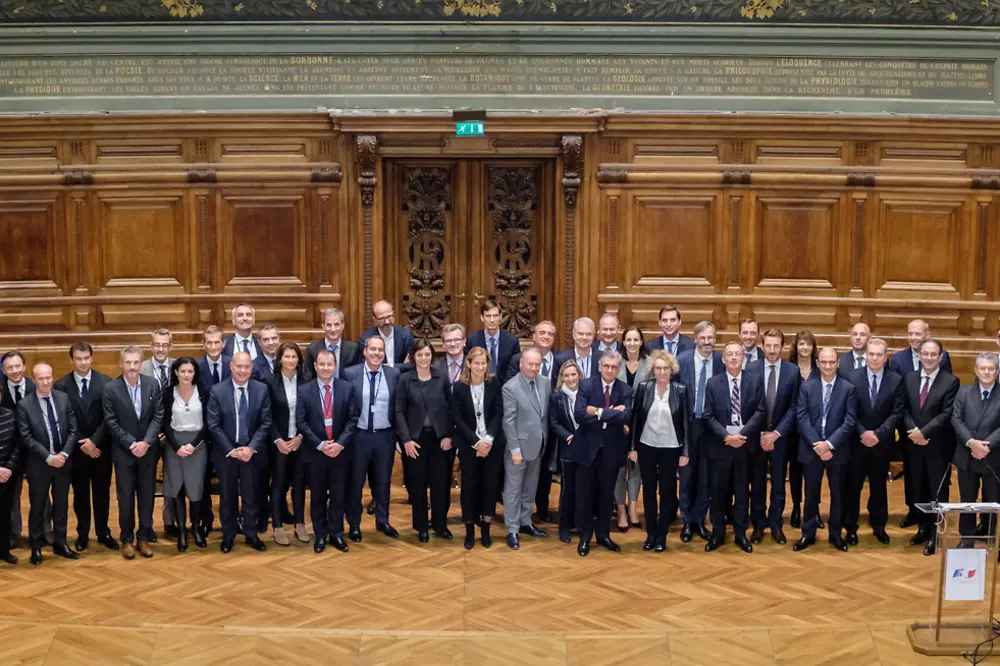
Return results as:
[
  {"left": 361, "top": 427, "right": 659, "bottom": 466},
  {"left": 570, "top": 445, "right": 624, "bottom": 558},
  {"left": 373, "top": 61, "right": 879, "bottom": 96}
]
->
[
  {"left": 140, "top": 328, "right": 178, "bottom": 541},
  {"left": 358, "top": 300, "right": 414, "bottom": 368}
]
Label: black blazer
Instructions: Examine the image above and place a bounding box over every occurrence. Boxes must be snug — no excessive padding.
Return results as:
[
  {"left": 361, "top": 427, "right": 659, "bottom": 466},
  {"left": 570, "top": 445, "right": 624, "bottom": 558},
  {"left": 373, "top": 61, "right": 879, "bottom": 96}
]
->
[
  {"left": 304, "top": 338, "right": 361, "bottom": 380},
  {"left": 838, "top": 351, "right": 867, "bottom": 379},
  {"left": 252, "top": 354, "right": 276, "bottom": 383},
  {"left": 54, "top": 371, "right": 111, "bottom": 446},
  {"left": 222, "top": 334, "right": 263, "bottom": 359},
  {"left": 751, "top": 358, "right": 800, "bottom": 442},
  {"left": 848, "top": 368, "right": 904, "bottom": 452},
  {"left": 451, "top": 378, "right": 503, "bottom": 451},
  {"left": 903, "top": 370, "right": 960, "bottom": 458},
  {"left": 629, "top": 380, "right": 690, "bottom": 457},
  {"left": 0, "top": 377, "right": 35, "bottom": 411},
  {"left": 198, "top": 355, "right": 231, "bottom": 388},
  {"left": 0, "top": 407, "right": 19, "bottom": 474},
  {"left": 395, "top": 370, "right": 454, "bottom": 442},
  {"left": 102, "top": 375, "right": 164, "bottom": 454},
  {"left": 17, "top": 391, "right": 79, "bottom": 463},
  {"left": 951, "top": 382, "right": 1000, "bottom": 473},
  {"left": 206, "top": 379, "right": 272, "bottom": 461},
  {"left": 296, "top": 378, "right": 358, "bottom": 464},
  {"left": 703, "top": 371, "right": 765, "bottom": 461},
  {"left": 268, "top": 371, "right": 303, "bottom": 442},
  {"left": 644, "top": 334, "right": 696, "bottom": 357},
  {"left": 572, "top": 376, "right": 634, "bottom": 467},
  {"left": 161, "top": 384, "right": 211, "bottom": 452},
  {"left": 549, "top": 390, "right": 580, "bottom": 467}
]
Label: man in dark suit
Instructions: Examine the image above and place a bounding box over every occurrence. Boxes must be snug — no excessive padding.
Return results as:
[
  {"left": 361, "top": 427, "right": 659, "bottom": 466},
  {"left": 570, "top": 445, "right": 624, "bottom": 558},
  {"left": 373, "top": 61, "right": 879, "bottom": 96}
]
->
[
  {"left": 102, "top": 345, "right": 164, "bottom": 560},
  {"left": 739, "top": 319, "right": 763, "bottom": 368},
  {"left": 2, "top": 349, "right": 38, "bottom": 549},
  {"left": 951, "top": 351, "right": 1000, "bottom": 546},
  {"left": 17, "top": 363, "right": 79, "bottom": 566},
  {"left": 467, "top": 299, "right": 521, "bottom": 382},
  {"left": 838, "top": 322, "right": 871, "bottom": 378},
  {"left": 297, "top": 349, "right": 358, "bottom": 553},
  {"left": 572, "top": 350, "right": 633, "bottom": 556},
  {"left": 358, "top": 299, "right": 414, "bottom": 368},
  {"left": 251, "top": 323, "right": 281, "bottom": 383},
  {"left": 436, "top": 323, "right": 468, "bottom": 387},
  {"left": 0, "top": 402, "right": 19, "bottom": 564},
  {"left": 305, "top": 308, "right": 361, "bottom": 380},
  {"left": 554, "top": 317, "right": 599, "bottom": 382},
  {"left": 222, "top": 302, "right": 263, "bottom": 360},
  {"left": 794, "top": 347, "right": 857, "bottom": 552},
  {"left": 198, "top": 325, "right": 231, "bottom": 388},
  {"left": 676, "top": 321, "right": 724, "bottom": 542},
  {"left": 206, "top": 351, "right": 272, "bottom": 553},
  {"left": 704, "top": 342, "right": 764, "bottom": 553},
  {"left": 54, "top": 341, "right": 117, "bottom": 552},
  {"left": 593, "top": 312, "right": 625, "bottom": 356},
  {"left": 844, "top": 338, "right": 903, "bottom": 546},
  {"left": 751, "top": 329, "right": 800, "bottom": 545},
  {"left": 644, "top": 305, "right": 695, "bottom": 357},
  {"left": 507, "top": 320, "right": 558, "bottom": 389},
  {"left": 902, "top": 338, "right": 961, "bottom": 555},
  {"left": 344, "top": 336, "right": 401, "bottom": 540}
]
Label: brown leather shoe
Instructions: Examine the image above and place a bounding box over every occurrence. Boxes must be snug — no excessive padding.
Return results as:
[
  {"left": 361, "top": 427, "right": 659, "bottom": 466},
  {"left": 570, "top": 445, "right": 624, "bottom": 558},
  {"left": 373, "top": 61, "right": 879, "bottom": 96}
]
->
[
  {"left": 137, "top": 541, "right": 154, "bottom": 558},
  {"left": 121, "top": 543, "right": 136, "bottom": 560}
]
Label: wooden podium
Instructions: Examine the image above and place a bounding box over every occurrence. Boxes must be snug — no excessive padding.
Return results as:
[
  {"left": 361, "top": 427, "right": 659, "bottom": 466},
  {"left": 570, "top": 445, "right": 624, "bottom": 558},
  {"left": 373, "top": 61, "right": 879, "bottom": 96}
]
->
[{"left": 908, "top": 502, "right": 1000, "bottom": 657}]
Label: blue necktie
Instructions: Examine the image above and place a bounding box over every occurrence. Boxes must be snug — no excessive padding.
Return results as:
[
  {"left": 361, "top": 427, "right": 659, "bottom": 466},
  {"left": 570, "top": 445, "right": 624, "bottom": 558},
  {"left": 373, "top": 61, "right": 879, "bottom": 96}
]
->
[
  {"left": 695, "top": 359, "right": 707, "bottom": 416},
  {"left": 211, "top": 362, "right": 220, "bottom": 384},
  {"left": 983, "top": 390, "right": 990, "bottom": 406},
  {"left": 488, "top": 338, "right": 497, "bottom": 375},
  {"left": 237, "top": 386, "right": 249, "bottom": 446},
  {"left": 131, "top": 384, "right": 142, "bottom": 418},
  {"left": 668, "top": 339, "right": 676, "bottom": 356},
  {"left": 822, "top": 383, "right": 832, "bottom": 438},
  {"left": 80, "top": 378, "right": 88, "bottom": 399},
  {"left": 367, "top": 370, "right": 377, "bottom": 432},
  {"left": 330, "top": 343, "right": 340, "bottom": 377},
  {"left": 45, "top": 397, "right": 61, "bottom": 453},
  {"left": 542, "top": 357, "right": 550, "bottom": 377},
  {"left": 242, "top": 339, "right": 249, "bottom": 354}
]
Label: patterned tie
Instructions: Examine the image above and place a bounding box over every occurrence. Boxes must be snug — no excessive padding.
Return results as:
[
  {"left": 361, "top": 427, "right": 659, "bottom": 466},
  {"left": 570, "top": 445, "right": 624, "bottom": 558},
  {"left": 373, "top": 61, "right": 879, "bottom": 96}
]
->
[
  {"left": 80, "top": 377, "right": 89, "bottom": 399},
  {"left": 822, "top": 382, "right": 833, "bottom": 439},
  {"left": 45, "top": 396, "right": 61, "bottom": 453},
  {"left": 731, "top": 377, "right": 741, "bottom": 426},
  {"left": 237, "top": 386, "right": 249, "bottom": 446},
  {"left": 488, "top": 338, "right": 497, "bottom": 375},
  {"left": 765, "top": 365, "right": 777, "bottom": 429},
  {"left": 695, "top": 358, "right": 707, "bottom": 417},
  {"left": 157, "top": 365, "right": 168, "bottom": 389},
  {"left": 603, "top": 384, "right": 611, "bottom": 408},
  {"left": 919, "top": 376, "right": 930, "bottom": 408},
  {"left": 870, "top": 374, "right": 878, "bottom": 408},
  {"left": 323, "top": 384, "right": 334, "bottom": 439}
]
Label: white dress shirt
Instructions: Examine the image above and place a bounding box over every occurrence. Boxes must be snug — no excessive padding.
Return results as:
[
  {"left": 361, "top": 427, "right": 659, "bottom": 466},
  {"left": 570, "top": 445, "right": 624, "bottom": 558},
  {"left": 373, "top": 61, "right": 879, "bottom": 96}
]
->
[
  {"left": 380, "top": 331, "right": 395, "bottom": 366},
  {"left": 282, "top": 373, "right": 297, "bottom": 437},
  {"left": 73, "top": 371, "right": 92, "bottom": 397},
  {"left": 170, "top": 388, "right": 204, "bottom": 432},
  {"left": 233, "top": 333, "right": 259, "bottom": 360},
  {"left": 640, "top": 384, "right": 680, "bottom": 449}
]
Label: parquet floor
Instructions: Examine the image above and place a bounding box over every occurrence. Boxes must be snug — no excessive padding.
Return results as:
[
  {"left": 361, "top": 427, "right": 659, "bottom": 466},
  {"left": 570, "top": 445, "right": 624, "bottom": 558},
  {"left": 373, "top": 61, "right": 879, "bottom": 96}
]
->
[{"left": 2, "top": 461, "right": 998, "bottom": 665}]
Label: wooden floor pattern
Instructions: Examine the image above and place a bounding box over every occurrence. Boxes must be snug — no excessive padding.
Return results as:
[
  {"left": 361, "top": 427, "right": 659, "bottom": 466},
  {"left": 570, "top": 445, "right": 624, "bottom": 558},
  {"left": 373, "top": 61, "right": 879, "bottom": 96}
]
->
[{"left": 3, "top": 463, "right": 999, "bottom": 665}]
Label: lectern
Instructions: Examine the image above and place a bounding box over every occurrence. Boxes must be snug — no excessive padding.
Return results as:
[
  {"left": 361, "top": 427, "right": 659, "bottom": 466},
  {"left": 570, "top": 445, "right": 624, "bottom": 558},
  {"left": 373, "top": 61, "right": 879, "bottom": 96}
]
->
[{"left": 908, "top": 502, "right": 1000, "bottom": 656}]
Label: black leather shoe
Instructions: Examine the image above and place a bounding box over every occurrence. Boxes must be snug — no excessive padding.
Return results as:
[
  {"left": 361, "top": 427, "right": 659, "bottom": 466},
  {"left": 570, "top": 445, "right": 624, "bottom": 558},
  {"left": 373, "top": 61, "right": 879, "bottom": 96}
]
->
[
  {"left": 680, "top": 523, "right": 693, "bottom": 543},
  {"left": 30, "top": 548, "right": 42, "bottom": 565},
  {"left": 559, "top": 530, "right": 571, "bottom": 544},
  {"left": 653, "top": 538, "right": 666, "bottom": 553},
  {"left": 434, "top": 528, "right": 453, "bottom": 540},
  {"left": 773, "top": 529, "right": 787, "bottom": 545},
  {"left": 0, "top": 552, "right": 17, "bottom": 565},
  {"left": 873, "top": 529, "right": 890, "bottom": 545},
  {"left": 53, "top": 543, "right": 80, "bottom": 560},
  {"left": 577, "top": 539, "right": 590, "bottom": 557},
  {"left": 506, "top": 533, "right": 520, "bottom": 550},
  {"left": 199, "top": 523, "right": 212, "bottom": 539},
  {"left": 704, "top": 538, "right": 723, "bottom": 552},
  {"left": 74, "top": 537, "right": 88, "bottom": 552},
  {"left": 910, "top": 529, "right": 929, "bottom": 546},
  {"left": 845, "top": 531, "right": 859, "bottom": 547},
  {"left": 348, "top": 526, "right": 362, "bottom": 543},
  {"left": 193, "top": 530, "right": 207, "bottom": 549},
  {"left": 790, "top": 506, "right": 801, "bottom": 529},
  {"left": 817, "top": 515, "right": 826, "bottom": 530},
  {"left": 596, "top": 537, "right": 621, "bottom": 552},
  {"left": 246, "top": 536, "right": 267, "bottom": 551},
  {"left": 220, "top": 538, "right": 234, "bottom": 553},
  {"left": 696, "top": 523, "right": 711, "bottom": 541},
  {"left": 97, "top": 534, "right": 120, "bottom": 551},
  {"left": 518, "top": 524, "right": 547, "bottom": 538},
  {"left": 480, "top": 524, "right": 492, "bottom": 548},
  {"left": 465, "top": 529, "right": 476, "bottom": 550},
  {"left": 366, "top": 500, "right": 376, "bottom": 515},
  {"left": 924, "top": 539, "right": 938, "bottom": 556},
  {"left": 900, "top": 513, "right": 919, "bottom": 529},
  {"left": 417, "top": 531, "right": 429, "bottom": 543},
  {"left": 164, "top": 525, "right": 180, "bottom": 541},
  {"left": 735, "top": 537, "right": 753, "bottom": 554},
  {"left": 376, "top": 523, "right": 399, "bottom": 539},
  {"left": 314, "top": 537, "right": 327, "bottom": 553},
  {"left": 643, "top": 536, "right": 656, "bottom": 551},
  {"left": 331, "top": 536, "right": 349, "bottom": 552},
  {"left": 829, "top": 537, "right": 848, "bottom": 552},
  {"left": 177, "top": 529, "right": 188, "bottom": 553},
  {"left": 792, "top": 537, "right": 815, "bottom": 552},
  {"left": 750, "top": 528, "right": 764, "bottom": 545}
]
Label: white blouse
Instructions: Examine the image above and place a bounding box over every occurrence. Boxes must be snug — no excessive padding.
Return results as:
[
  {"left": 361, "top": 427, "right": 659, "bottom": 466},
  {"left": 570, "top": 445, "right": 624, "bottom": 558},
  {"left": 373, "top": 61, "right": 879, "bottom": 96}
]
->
[
  {"left": 282, "top": 374, "right": 298, "bottom": 437},
  {"left": 470, "top": 383, "right": 494, "bottom": 444},
  {"left": 640, "top": 384, "right": 681, "bottom": 449},
  {"left": 171, "top": 388, "right": 203, "bottom": 432}
]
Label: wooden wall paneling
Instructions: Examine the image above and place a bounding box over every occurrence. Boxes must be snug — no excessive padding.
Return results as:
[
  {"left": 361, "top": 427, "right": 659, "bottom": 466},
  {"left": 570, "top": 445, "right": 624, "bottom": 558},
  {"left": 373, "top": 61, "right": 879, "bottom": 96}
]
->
[
  {"left": 220, "top": 189, "right": 308, "bottom": 290},
  {"left": 982, "top": 194, "right": 1000, "bottom": 337},
  {"left": 561, "top": 134, "right": 585, "bottom": 344},
  {"left": 94, "top": 139, "right": 184, "bottom": 165}
]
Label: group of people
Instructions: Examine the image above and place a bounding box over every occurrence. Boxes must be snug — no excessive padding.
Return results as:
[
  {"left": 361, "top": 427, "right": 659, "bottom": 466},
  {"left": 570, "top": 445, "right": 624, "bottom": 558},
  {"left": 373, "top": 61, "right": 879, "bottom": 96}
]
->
[{"left": 0, "top": 299, "right": 997, "bottom": 564}]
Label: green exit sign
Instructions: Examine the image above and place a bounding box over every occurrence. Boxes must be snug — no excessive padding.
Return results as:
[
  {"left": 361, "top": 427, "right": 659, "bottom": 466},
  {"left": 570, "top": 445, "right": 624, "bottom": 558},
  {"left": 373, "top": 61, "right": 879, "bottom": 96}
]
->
[{"left": 455, "top": 121, "right": 485, "bottom": 136}]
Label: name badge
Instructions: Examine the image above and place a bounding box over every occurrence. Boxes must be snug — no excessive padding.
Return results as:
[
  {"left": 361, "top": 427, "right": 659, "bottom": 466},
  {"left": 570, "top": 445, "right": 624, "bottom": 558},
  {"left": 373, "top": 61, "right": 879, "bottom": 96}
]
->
[{"left": 324, "top": 418, "right": 333, "bottom": 427}]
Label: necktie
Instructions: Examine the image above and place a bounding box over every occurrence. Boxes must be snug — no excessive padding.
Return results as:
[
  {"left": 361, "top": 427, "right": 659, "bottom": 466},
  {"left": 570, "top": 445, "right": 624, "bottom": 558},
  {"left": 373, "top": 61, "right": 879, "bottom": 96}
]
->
[
  {"left": 542, "top": 357, "right": 550, "bottom": 378},
  {"left": 856, "top": 356, "right": 864, "bottom": 370},
  {"left": 765, "top": 365, "right": 777, "bottom": 429},
  {"left": 13, "top": 384, "right": 21, "bottom": 403},
  {"left": 919, "top": 376, "right": 930, "bottom": 408},
  {"left": 667, "top": 339, "right": 675, "bottom": 356},
  {"left": 488, "top": 338, "right": 497, "bottom": 375},
  {"left": 80, "top": 377, "right": 89, "bottom": 399},
  {"left": 580, "top": 357, "right": 589, "bottom": 379},
  {"left": 603, "top": 384, "right": 611, "bottom": 408},
  {"left": 45, "top": 396, "right": 61, "bottom": 453},
  {"left": 237, "top": 386, "right": 249, "bottom": 445},
  {"left": 131, "top": 384, "right": 142, "bottom": 418},
  {"left": 695, "top": 359, "right": 707, "bottom": 417},
  {"left": 367, "top": 370, "right": 377, "bottom": 432},
  {"left": 870, "top": 374, "right": 878, "bottom": 408},
  {"left": 331, "top": 344, "right": 340, "bottom": 377},
  {"left": 822, "top": 383, "right": 833, "bottom": 438},
  {"left": 157, "top": 365, "right": 168, "bottom": 389},
  {"left": 528, "top": 379, "right": 540, "bottom": 411},
  {"left": 983, "top": 390, "right": 990, "bottom": 407},
  {"left": 322, "top": 384, "right": 334, "bottom": 439},
  {"left": 731, "top": 377, "right": 741, "bottom": 425},
  {"left": 449, "top": 361, "right": 460, "bottom": 385},
  {"left": 212, "top": 362, "right": 220, "bottom": 384}
]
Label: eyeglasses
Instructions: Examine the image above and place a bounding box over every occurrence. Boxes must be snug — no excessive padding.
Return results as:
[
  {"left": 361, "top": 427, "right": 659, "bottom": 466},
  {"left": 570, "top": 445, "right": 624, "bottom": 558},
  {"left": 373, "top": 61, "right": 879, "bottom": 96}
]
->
[
  {"left": 443, "top": 338, "right": 464, "bottom": 345},
  {"left": 375, "top": 313, "right": 394, "bottom": 322},
  {"left": 151, "top": 343, "right": 171, "bottom": 350}
]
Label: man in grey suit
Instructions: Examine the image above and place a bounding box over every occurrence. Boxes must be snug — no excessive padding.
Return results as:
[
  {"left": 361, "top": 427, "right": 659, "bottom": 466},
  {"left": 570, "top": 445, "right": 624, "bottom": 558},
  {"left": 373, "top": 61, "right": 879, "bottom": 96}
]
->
[
  {"left": 501, "top": 347, "right": 551, "bottom": 550},
  {"left": 139, "top": 327, "right": 177, "bottom": 538}
]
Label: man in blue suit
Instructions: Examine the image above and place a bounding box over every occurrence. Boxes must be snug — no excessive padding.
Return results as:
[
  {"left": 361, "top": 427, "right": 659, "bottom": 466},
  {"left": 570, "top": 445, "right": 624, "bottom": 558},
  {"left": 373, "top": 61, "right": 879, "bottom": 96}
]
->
[
  {"left": 675, "top": 321, "right": 724, "bottom": 543},
  {"left": 251, "top": 324, "right": 281, "bottom": 384},
  {"left": 357, "top": 300, "right": 415, "bottom": 368},
  {"left": 572, "top": 350, "right": 633, "bottom": 556},
  {"left": 554, "top": 317, "right": 599, "bottom": 381},
  {"left": 344, "top": 336, "right": 401, "bottom": 540},
  {"left": 592, "top": 312, "right": 625, "bottom": 356},
  {"left": 221, "top": 302, "right": 263, "bottom": 360},
  {"left": 198, "top": 326, "right": 231, "bottom": 388},
  {"left": 703, "top": 342, "right": 764, "bottom": 553},
  {"left": 466, "top": 299, "right": 520, "bottom": 382},
  {"left": 297, "top": 349, "right": 358, "bottom": 554},
  {"left": 644, "top": 305, "right": 695, "bottom": 357},
  {"left": 751, "top": 329, "right": 800, "bottom": 545},
  {"left": 794, "top": 347, "right": 857, "bottom": 552},
  {"left": 206, "top": 351, "right": 272, "bottom": 553}
]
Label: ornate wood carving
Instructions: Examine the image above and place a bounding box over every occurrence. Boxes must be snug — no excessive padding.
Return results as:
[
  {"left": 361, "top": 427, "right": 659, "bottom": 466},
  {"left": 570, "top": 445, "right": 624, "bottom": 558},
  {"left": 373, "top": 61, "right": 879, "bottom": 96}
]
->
[
  {"left": 63, "top": 171, "right": 94, "bottom": 186},
  {"left": 488, "top": 166, "right": 538, "bottom": 336},
  {"left": 596, "top": 165, "right": 627, "bottom": 184},
  {"left": 400, "top": 167, "right": 452, "bottom": 338},
  {"left": 729, "top": 196, "right": 741, "bottom": 286},
  {"left": 972, "top": 172, "right": 1000, "bottom": 190},
  {"left": 356, "top": 134, "right": 378, "bottom": 326},
  {"left": 608, "top": 195, "right": 619, "bottom": 287},
  {"left": 310, "top": 167, "right": 342, "bottom": 183},
  {"left": 722, "top": 169, "right": 751, "bottom": 186},
  {"left": 562, "top": 134, "right": 582, "bottom": 346}
]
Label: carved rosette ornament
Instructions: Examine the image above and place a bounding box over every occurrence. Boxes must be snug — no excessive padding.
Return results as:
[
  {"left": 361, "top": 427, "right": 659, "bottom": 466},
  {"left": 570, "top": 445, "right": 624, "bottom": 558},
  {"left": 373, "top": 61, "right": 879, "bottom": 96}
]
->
[
  {"left": 401, "top": 167, "right": 452, "bottom": 338},
  {"left": 356, "top": 135, "right": 378, "bottom": 326},
  {"left": 562, "top": 135, "right": 583, "bottom": 346},
  {"left": 489, "top": 166, "right": 538, "bottom": 336}
]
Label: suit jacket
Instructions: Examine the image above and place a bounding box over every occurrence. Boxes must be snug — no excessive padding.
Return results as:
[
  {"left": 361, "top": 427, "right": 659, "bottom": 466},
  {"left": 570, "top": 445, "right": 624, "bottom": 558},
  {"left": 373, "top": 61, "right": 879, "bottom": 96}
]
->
[
  {"left": 222, "top": 334, "right": 263, "bottom": 359},
  {"left": 140, "top": 358, "right": 175, "bottom": 388},
  {"left": 198, "top": 355, "right": 232, "bottom": 389},
  {"left": 675, "top": 349, "right": 725, "bottom": 415},
  {"left": 102, "top": 375, "right": 164, "bottom": 455},
  {"left": 343, "top": 363, "right": 401, "bottom": 430},
  {"left": 468, "top": 329, "right": 520, "bottom": 382},
  {"left": 54, "top": 370, "right": 111, "bottom": 446},
  {"left": 796, "top": 376, "right": 857, "bottom": 465},
  {"left": 903, "top": 370, "right": 960, "bottom": 459},
  {"left": 394, "top": 370, "right": 454, "bottom": 442},
  {"left": 617, "top": 356, "right": 651, "bottom": 387},
  {"left": 890, "top": 347, "right": 953, "bottom": 377},
  {"left": 304, "top": 338, "right": 361, "bottom": 380},
  {"left": 161, "top": 384, "right": 211, "bottom": 452},
  {"left": 741, "top": 346, "right": 764, "bottom": 369},
  {"left": 629, "top": 380, "right": 689, "bottom": 456},
  {"left": 0, "top": 377, "right": 35, "bottom": 411},
  {"left": 268, "top": 371, "right": 302, "bottom": 442},
  {"left": 0, "top": 407, "right": 20, "bottom": 474},
  {"left": 838, "top": 351, "right": 867, "bottom": 379},
  {"left": 296, "top": 378, "right": 358, "bottom": 464},
  {"left": 848, "top": 368, "right": 904, "bottom": 453},
  {"left": 644, "top": 333, "right": 696, "bottom": 357},
  {"left": 553, "top": 348, "right": 602, "bottom": 383},
  {"left": 358, "top": 325, "right": 415, "bottom": 366},
  {"left": 549, "top": 390, "right": 579, "bottom": 466},
  {"left": 507, "top": 351, "right": 559, "bottom": 390},
  {"left": 17, "top": 391, "right": 78, "bottom": 465},
  {"left": 592, "top": 340, "right": 625, "bottom": 358},
  {"left": 452, "top": 379, "right": 503, "bottom": 451},
  {"left": 572, "top": 376, "right": 633, "bottom": 467},
  {"left": 502, "top": 372, "right": 552, "bottom": 461},
  {"left": 951, "top": 382, "right": 1000, "bottom": 473},
  {"left": 251, "top": 354, "right": 277, "bottom": 383},
  {"left": 703, "top": 371, "right": 765, "bottom": 461},
  {"left": 751, "top": 358, "right": 800, "bottom": 448},
  {"left": 206, "top": 379, "right": 273, "bottom": 461}
]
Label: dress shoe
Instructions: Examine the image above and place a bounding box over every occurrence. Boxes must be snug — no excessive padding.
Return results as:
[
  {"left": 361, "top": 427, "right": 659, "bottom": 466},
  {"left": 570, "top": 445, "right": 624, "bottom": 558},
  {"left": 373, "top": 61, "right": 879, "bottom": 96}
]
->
[
  {"left": 177, "top": 529, "right": 188, "bottom": 552},
  {"left": 121, "top": 543, "right": 136, "bottom": 560},
  {"left": 750, "top": 528, "right": 764, "bottom": 545},
  {"left": 829, "top": 537, "right": 848, "bottom": 552},
  {"left": 164, "top": 524, "right": 180, "bottom": 541},
  {"left": 417, "top": 531, "right": 429, "bottom": 543},
  {"left": 199, "top": 522, "right": 212, "bottom": 539},
  {"left": 376, "top": 523, "right": 399, "bottom": 539},
  {"left": 246, "top": 536, "right": 267, "bottom": 552},
  {"left": 465, "top": 525, "right": 476, "bottom": 549},
  {"left": 643, "top": 536, "right": 656, "bottom": 551},
  {"left": 518, "top": 524, "right": 547, "bottom": 538},
  {"left": 735, "top": 537, "right": 753, "bottom": 553},
  {"left": 653, "top": 538, "right": 666, "bottom": 553},
  {"left": 696, "top": 522, "right": 711, "bottom": 541},
  {"left": 704, "top": 538, "right": 723, "bottom": 552},
  {"left": 845, "top": 531, "right": 859, "bottom": 547},
  {"left": 793, "top": 537, "right": 815, "bottom": 552},
  {"left": 294, "top": 523, "right": 311, "bottom": 543},
  {"left": 331, "top": 536, "right": 349, "bottom": 552},
  {"left": 924, "top": 539, "right": 938, "bottom": 556},
  {"left": 147, "top": 531, "right": 158, "bottom": 544},
  {"left": 220, "top": 538, "right": 234, "bottom": 553},
  {"left": 559, "top": 530, "right": 572, "bottom": 544},
  {"left": 873, "top": 529, "right": 890, "bottom": 545},
  {"left": 957, "top": 538, "right": 975, "bottom": 549},
  {"left": 577, "top": 539, "right": 590, "bottom": 557},
  {"left": 772, "top": 529, "right": 787, "bottom": 545},
  {"left": 137, "top": 541, "right": 154, "bottom": 558},
  {"left": 596, "top": 537, "right": 621, "bottom": 552},
  {"left": 314, "top": 537, "right": 327, "bottom": 553},
  {"left": 434, "top": 528, "right": 453, "bottom": 540},
  {"left": 348, "top": 526, "right": 362, "bottom": 542},
  {"left": 366, "top": 499, "right": 376, "bottom": 515},
  {"left": 75, "top": 537, "right": 89, "bottom": 552},
  {"left": 97, "top": 534, "right": 119, "bottom": 551},
  {"left": 53, "top": 543, "right": 80, "bottom": 560},
  {"left": 900, "top": 513, "right": 919, "bottom": 529},
  {"left": 273, "top": 526, "right": 290, "bottom": 546},
  {"left": 480, "top": 524, "right": 492, "bottom": 548},
  {"left": 910, "top": 529, "right": 929, "bottom": 546},
  {"left": 30, "top": 548, "right": 42, "bottom": 565},
  {"left": 0, "top": 552, "right": 17, "bottom": 565},
  {"left": 817, "top": 515, "right": 826, "bottom": 530},
  {"left": 193, "top": 529, "right": 207, "bottom": 549},
  {"left": 680, "top": 523, "right": 693, "bottom": 543},
  {"left": 790, "top": 505, "right": 802, "bottom": 529},
  {"left": 506, "top": 533, "right": 520, "bottom": 550}
]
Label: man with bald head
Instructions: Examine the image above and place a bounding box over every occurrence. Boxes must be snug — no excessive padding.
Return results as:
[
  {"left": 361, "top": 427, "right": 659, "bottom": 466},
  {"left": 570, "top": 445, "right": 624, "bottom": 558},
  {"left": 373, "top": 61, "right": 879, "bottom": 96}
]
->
[
  {"left": 17, "top": 363, "right": 79, "bottom": 565},
  {"left": 838, "top": 323, "right": 871, "bottom": 378},
  {"left": 358, "top": 299, "right": 415, "bottom": 367},
  {"left": 593, "top": 313, "right": 624, "bottom": 356}
]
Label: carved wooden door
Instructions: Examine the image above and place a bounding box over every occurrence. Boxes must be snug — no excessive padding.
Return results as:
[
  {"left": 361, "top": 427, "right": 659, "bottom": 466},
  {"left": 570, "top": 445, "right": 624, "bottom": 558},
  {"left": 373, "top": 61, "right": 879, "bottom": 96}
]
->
[{"left": 383, "top": 158, "right": 556, "bottom": 340}]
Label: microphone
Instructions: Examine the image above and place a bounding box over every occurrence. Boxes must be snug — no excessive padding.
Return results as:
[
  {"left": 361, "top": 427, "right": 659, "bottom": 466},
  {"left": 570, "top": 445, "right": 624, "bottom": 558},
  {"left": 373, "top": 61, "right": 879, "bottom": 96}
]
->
[{"left": 931, "top": 461, "right": 953, "bottom": 510}]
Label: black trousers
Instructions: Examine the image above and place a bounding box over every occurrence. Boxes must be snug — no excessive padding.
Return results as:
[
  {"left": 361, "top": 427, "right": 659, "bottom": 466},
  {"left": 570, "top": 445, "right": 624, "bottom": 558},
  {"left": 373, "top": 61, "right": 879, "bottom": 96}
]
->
[
  {"left": 348, "top": 429, "right": 395, "bottom": 528},
  {"left": 308, "top": 451, "right": 350, "bottom": 540},
  {"left": 257, "top": 457, "right": 272, "bottom": 531},
  {"left": 71, "top": 447, "right": 114, "bottom": 541},
  {"left": 0, "top": 477, "right": 13, "bottom": 555},
  {"left": 26, "top": 460, "right": 72, "bottom": 549},
  {"left": 844, "top": 443, "right": 891, "bottom": 533},
  {"left": 902, "top": 435, "right": 915, "bottom": 517},
  {"left": 802, "top": 460, "right": 847, "bottom": 540},
  {"left": 637, "top": 444, "right": 680, "bottom": 541},
  {"left": 575, "top": 447, "right": 619, "bottom": 541},
  {"left": 957, "top": 469, "right": 999, "bottom": 537},
  {"left": 535, "top": 468, "right": 553, "bottom": 519},
  {"left": 459, "top": 440, "right": 502, "bottom": 524},
  {"left": 909, "top": 444, "right": 950, "bottom": 530},
  {"left": 215, "top": 452, "right": 263, "bottom": 540},
  {"left": 270, "top": 447, "right": 305, "bottom": 527},
  {"left": 709, "top": 449, "right": 750, "bottom": 539},
  {"left": 786, "top": 451, "right": 803, "bottom": 507},
  {"left": 558, "top": 460, "right": 578, "bottom": 535},
  {"left": 401, "top": 428, "right": 452, "bottom": 533},
  {"left": 114, "top": 447, "right": 158, "bottom": 544}
]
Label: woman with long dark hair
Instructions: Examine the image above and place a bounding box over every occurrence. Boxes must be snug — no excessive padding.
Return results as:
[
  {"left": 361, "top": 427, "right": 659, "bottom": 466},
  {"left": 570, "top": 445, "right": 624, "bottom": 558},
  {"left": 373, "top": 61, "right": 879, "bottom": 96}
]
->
[
  {"left": 268, "top": 341, "right": 309, "bottom": 546},
  {"left": 788, "top": 330, "right": 821, "bottom": 529},
  {"left": 615, "top": 325, "right": 649, "bottom": 530}
]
